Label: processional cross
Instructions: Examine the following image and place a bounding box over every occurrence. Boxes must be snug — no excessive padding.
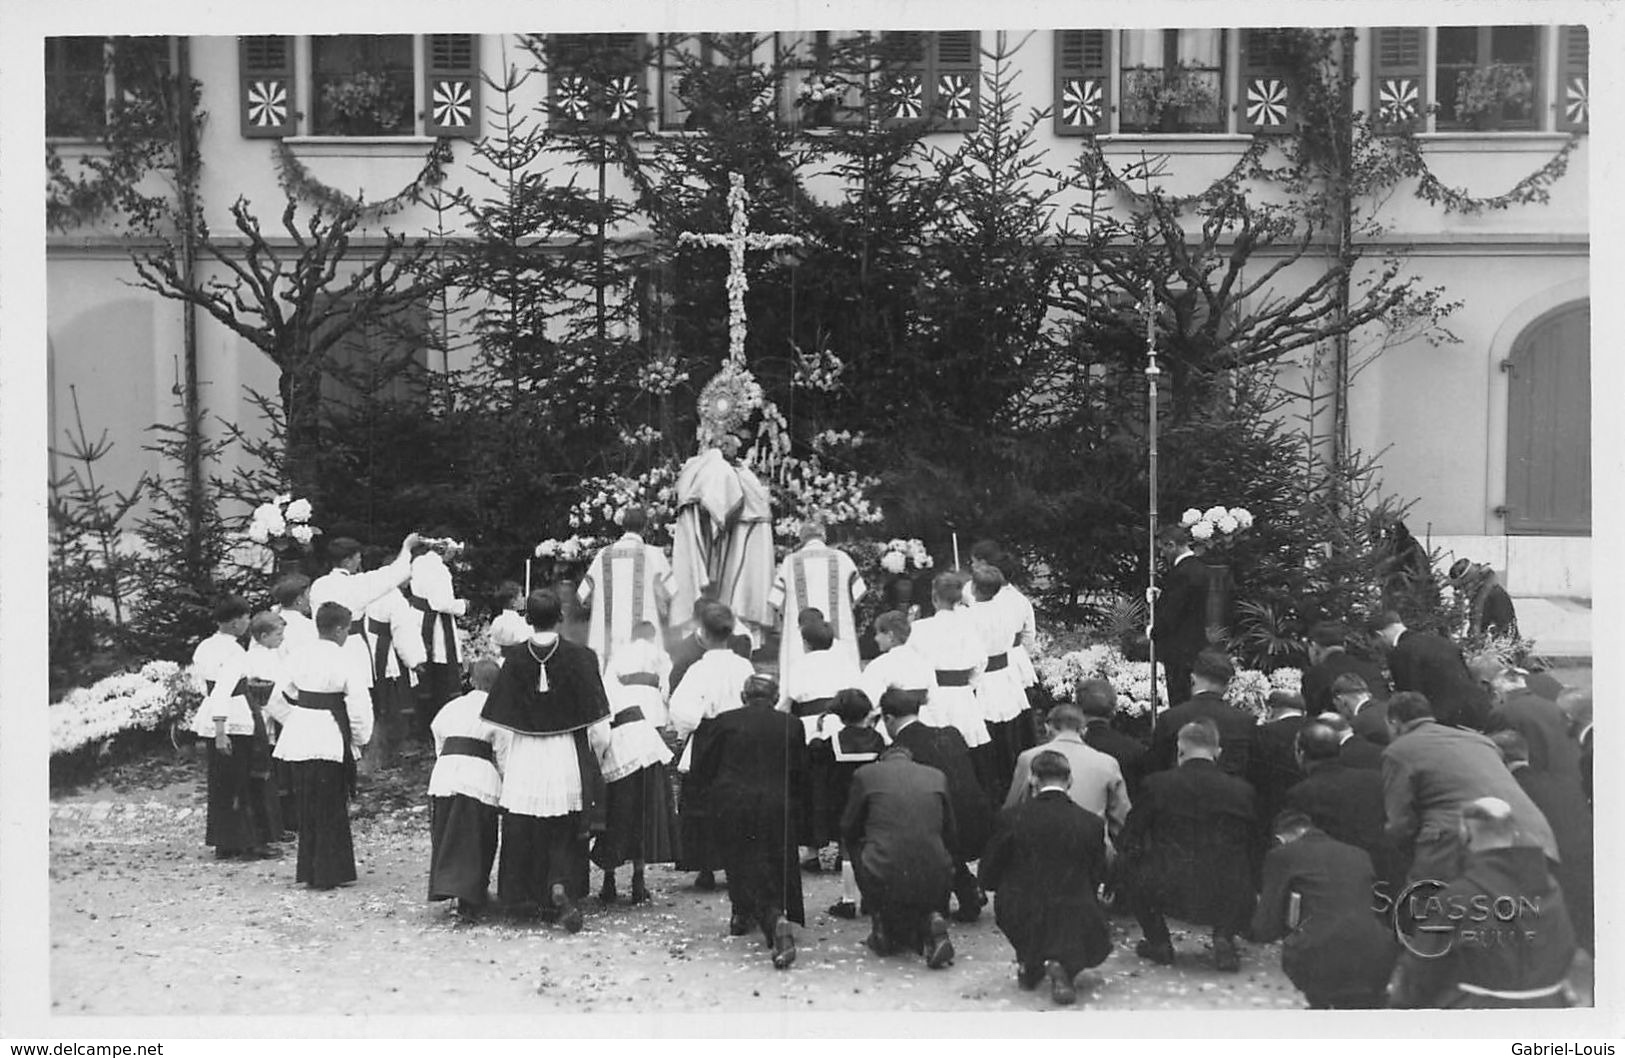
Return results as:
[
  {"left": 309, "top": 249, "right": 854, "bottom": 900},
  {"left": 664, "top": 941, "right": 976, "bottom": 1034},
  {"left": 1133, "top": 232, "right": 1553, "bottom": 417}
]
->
[{"left": 677, "top": 172, "right": 804, "bottom": 367}]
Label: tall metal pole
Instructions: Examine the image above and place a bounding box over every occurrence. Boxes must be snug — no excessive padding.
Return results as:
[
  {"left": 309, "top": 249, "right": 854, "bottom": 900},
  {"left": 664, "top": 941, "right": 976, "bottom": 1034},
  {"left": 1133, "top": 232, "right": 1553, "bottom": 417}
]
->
[{"left": 1144, "top": 275, "right": 1162, "bottom": 725}]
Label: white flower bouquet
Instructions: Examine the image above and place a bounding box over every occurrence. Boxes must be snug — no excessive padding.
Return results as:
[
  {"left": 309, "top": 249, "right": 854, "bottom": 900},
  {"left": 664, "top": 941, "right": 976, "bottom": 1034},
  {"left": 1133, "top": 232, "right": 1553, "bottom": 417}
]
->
[
  {"left": 1224, "top": 669, "right": 1273, "bottom": 720},
  {"left": 534, "top": 535, "right": 603, "bottom": 563},
  {"left": 1267, "top": 666, "right": 1304, "bottom": 699},
  {"left": 52, "top": 660, "right": 201, "bottom": 758},
  {"left": 246, "top": 492, "right": 321, "bottom": 550},
  {"left": 879, "top": 538, "right": 934, "bottom": 575},
  {"left": 1034, "top": 642, "right": 1166, "bottom": 717},
  {"left": 1179, "top": 504, "right": 1253, "bottom": 552}
]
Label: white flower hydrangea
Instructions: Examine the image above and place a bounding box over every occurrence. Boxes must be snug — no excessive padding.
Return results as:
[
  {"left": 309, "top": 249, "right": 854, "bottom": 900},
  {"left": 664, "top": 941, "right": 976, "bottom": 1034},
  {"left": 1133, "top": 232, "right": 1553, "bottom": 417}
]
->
[
  {"left": 1181, "top": 508, "right": 1202, "bottom": 527},
  {"left": 1225, "top": 670, "right": 1273, "bottom": 720},
  {"left": 285, "top": 498, "right": 313, "bottom": 523},
  {"left": 1190, "top": 520, "right": 1215, "bottom": 541}
]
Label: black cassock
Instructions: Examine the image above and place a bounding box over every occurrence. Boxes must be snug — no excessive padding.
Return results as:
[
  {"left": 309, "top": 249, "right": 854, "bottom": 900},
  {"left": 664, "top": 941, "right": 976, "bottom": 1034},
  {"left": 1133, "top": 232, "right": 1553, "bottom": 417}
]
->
[
  {"left": 688, "top": 701, "right": 809, "bottom": 940},
  {"left": 979, "top": 789, "right": 1112, "bottom": 977}
]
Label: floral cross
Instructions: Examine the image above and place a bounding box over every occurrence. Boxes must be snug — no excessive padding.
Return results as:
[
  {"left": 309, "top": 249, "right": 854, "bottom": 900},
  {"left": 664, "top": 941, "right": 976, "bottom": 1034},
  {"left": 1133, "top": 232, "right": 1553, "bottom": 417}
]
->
[{"left": 677, "top": 173, "right": 804, "bottom": 366}]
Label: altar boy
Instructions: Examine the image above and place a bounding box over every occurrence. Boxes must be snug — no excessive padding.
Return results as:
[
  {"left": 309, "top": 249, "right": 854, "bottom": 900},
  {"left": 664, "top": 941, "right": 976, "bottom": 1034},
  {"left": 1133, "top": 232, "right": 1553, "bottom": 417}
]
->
[{"left": 272, "top": 602, "right": 374, "bottom": 890}]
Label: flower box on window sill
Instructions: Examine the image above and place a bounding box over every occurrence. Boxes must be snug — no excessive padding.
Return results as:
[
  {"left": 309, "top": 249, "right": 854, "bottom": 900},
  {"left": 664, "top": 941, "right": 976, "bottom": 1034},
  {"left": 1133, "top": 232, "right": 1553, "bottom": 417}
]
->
[{"left": 281, "top": 135, "right": 440, "bottom": 158}]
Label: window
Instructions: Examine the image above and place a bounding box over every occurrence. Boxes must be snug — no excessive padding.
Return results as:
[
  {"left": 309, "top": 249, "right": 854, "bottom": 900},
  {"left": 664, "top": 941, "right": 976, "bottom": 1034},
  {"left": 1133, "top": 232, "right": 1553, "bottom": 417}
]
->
[
  {"left": 657, "top": 34, "right": 714, "bottom": 130},
  {"left": 546, "top": 34, "right": 648, "bottom": 131},
  {"left": 311, "top": 35, "right": 414, "bottom": 136},
  {"left": 45, "top": 38, "right": 109, "bottom": 138},
  {"left": 780, "top": 31, "right": 864, "bottom": 128},
  {"left": 318, "top": 296, "right": 430, "bottom": 411},
  {"left": 1557, "top": 25, "right": 1588, "bottom": 132},
  {"left": 878, "top": 31, "right": 980, "bottom": 131},
  {"left": 1435, "top": 26, "right": 1540, "bottom": 130},
  {"left": 1118, "top": 30, "right": 1226, "bottom": 133},
  {"left": 237, "top": 35, "right": 480, "bottom": 139}
]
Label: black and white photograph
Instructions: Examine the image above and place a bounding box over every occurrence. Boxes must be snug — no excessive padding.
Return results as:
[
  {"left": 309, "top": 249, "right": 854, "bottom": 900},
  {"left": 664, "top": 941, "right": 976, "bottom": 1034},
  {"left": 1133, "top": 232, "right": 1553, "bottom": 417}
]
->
[{"left": 2, "top": 0, "right": 1617, "bottom": 1041}]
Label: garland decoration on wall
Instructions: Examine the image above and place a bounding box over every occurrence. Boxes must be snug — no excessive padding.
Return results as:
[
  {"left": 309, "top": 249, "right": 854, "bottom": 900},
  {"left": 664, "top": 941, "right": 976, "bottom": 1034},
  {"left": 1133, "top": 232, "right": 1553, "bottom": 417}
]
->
[
  {"left": 273, "top": 139, "right": 454, "bottom": 219},
  {"left": 1390, "top": 132, "right": 1582, "bottom": 215},
  {"left": 1082, "top": 135, "right": 1273, "bottom": 211}
]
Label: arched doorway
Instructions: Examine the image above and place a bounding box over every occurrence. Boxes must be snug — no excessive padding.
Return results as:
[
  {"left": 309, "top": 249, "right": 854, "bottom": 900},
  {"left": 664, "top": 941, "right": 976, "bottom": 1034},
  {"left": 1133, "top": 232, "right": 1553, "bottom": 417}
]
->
[{"left": 1504, "top": 301, "right": 1589, "bottom": 534}]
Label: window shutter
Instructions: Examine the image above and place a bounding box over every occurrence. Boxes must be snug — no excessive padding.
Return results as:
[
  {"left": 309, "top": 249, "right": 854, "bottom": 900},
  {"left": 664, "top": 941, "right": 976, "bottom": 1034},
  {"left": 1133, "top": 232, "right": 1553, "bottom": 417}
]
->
[
  {"left": 1371, "top": 27, "right": 1426, "bottom": 131},
  {"left": 548, "top": 33, "right": 646, "bottom": 130},
  {"left": 239, "top": 35, "right": 296, "bottom": 138},
  {"left": 1239, "top": 28, "right": 1297, "bottom": 134},
  {"left": 932, "top": 30, "right": 979, "bottom": 131},
  {"left": 1557, "top": 25, "right": 1588, "bottom": 132},
  {"left": 602, "top": 33, "right": 649, "bottom": 128},
  {"left": 1054, "top": 30, "right": 1111, "bottom": 136},
  {"left": 879, "top": 31, "right": 927, "bottom": 126},
  {"left": 424, "top": 34, "right": 480, "bottom": 138}
]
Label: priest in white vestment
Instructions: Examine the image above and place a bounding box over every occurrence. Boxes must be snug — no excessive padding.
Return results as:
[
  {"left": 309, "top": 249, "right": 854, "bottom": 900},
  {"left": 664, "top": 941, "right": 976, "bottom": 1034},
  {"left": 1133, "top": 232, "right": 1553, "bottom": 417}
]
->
[
  {"left": 578, "top": 507, "right": 674, "bottom": 673},
  {"left": 670, "top": 441, "right": 775, "bottom": 632}
]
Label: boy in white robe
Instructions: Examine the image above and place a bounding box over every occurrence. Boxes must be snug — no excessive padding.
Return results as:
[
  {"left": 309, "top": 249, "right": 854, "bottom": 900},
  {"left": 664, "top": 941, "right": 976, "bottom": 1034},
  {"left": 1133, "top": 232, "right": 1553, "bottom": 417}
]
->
[
  {"left": 667, "top": 603, "right": 757, "bottom": 889},
  {"left": 488, "top": 581, "right": 532, "bottom": 651},
  {"left": 409, "top": 537, "right": 468, "bottom": 736},
  {"left": 272, "top": 602, "right": 375, "bottom": 890},
  {"left": 593, "top": 621, "right": 678, "bottom": 904},
  {"left": 859, "top": 610, "right": 933, "bottom": 735},
  {"left": 193, "top": 608, "right": 282, "bottom": 858},
  {"left": 270, "top": 574, "right": 318, "bottom": 661},
  {"left": 969, "top": 566, "right": 1031, "bottom": 795},
  {"left": 428, "top": 659, "right": 508, "bottom": 920},
  {"left": 362, "top": 566, "right": 429, "bottom": 773},
  {"left": 907, "top": 572, "right": 990, "bottom": 749},
  {"left": 191, "top": 596, "right": 250, "bottom": 694},
  {"left": 309, "top": 533, "right": 421, "bottom": 695}
]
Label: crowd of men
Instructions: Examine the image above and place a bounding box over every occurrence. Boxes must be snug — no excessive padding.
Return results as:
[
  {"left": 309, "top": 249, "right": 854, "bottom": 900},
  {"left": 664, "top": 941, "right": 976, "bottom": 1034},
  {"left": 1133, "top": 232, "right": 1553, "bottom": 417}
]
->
[{"left": 186, "top": 514, "right": 1594, "bottom": 1010}]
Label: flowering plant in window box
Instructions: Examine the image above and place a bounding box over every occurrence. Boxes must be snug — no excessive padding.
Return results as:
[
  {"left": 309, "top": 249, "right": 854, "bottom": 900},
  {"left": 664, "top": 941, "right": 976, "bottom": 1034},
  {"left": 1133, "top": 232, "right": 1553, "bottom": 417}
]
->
[
  {"left": 320, "top": 70, "right": 412, "bottom": 135},
  {"left": 1453, "top": 63, "right": 1534, "bottom": 128},
  {"left": 1121, "top": 63, "right": 1221, "bottom": 129}
]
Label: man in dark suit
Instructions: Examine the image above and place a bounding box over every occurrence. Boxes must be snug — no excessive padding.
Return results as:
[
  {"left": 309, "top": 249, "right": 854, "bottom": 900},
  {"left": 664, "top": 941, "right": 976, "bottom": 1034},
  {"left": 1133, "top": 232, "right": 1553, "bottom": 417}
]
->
[
  {"left": 1381, "top": 691, "right": 1557, "bottom": 883},
  {"left": 1249, "top": 691, "right": 1310, "bottom": 836},
  {"left": 1150, "top": 525, "right": 1210, "bottom": 705},
  {"left": 1301, "top": 621, "right": 1390, "bottom": 717},
  {"left": 1250, "top": 810, "right": 1398, "bottom": 1009},
  {"left": 1148, "top": 649, "right": 1256, "bottom": 778},
  {"left": 1370, "top": 611, "right": 1491, "bottom": 731},
  {"left": 1077, "top": 678, "right": 1149, "bottom": 802},
  {"left": 1319, "top": 713, "right": 1385, "bottom": 770},
  {"left": 980, "top": 750, "right": 1112, "bottom": 1006},
  {"left": 1472, "top": 655, "right": 1582, "bottom": 785},
  {"left": 1284, "top": 722, "right": 1403, "bottom": 889},
  {"left": 881, "top": 687, "right": 994, "bottom": 923},
  {"left": 1556, "top": 689, "right": 1593, "bottom": 807},
  {"left": 1332, "top": 672, "right": 1390, "bottom": 747},
  {"left": 1492, "top": 729, "right": 1593, "bottom": 954},
  {"left": 841, "top": 744, "right": 958, "bottom": 969},
  {"left": 666, "top": 599, "right": 717, "bottom": 695},
  {"left": 1122, "top": 719, "right": 1258, "bottom": 971},
  {"left": 687, "top": 674, "right": 809, "bottom": 970}
]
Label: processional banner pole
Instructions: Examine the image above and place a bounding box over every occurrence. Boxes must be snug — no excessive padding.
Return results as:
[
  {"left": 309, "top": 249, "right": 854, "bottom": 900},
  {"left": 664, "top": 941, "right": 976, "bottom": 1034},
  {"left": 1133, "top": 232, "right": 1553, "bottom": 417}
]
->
[{"left": 1144, "top": 277, "right": 1162, "bottom": 728}]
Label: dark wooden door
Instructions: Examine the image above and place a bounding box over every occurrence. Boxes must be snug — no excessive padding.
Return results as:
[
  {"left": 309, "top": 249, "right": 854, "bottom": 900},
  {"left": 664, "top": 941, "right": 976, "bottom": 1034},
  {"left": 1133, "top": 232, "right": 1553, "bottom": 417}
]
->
[{"left": 1505, "top": 302, "right": 1589, "bottom": 534}]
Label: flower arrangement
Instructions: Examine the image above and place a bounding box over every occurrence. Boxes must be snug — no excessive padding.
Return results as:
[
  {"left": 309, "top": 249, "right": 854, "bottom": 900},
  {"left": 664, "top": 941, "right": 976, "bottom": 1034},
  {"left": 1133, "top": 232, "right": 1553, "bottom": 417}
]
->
[
  {"left": 879, "top": 538, "right": 934, "bottom": 575},
  {"left": 1267, "top": 666, "right": 1303, "bottom": 699},
  {"left": 1121, "top": 63, "right": 1222, "bottom": 125},
  {"left": 1035, "top": 643, "right": 1166, "bottom": 718},
  {"left": 796, "top": 76, "right": 843, "bottom": 109},
  {"left": 567, "top": 463, "right": 683, "bottom": 542},
  {"left": 534, "top": 535, "right": 604, "bottom": 563},
  {"left": 1453, "top": 63, "right": 1534, "bottom": 127},
  {"left": 637, "top": 355, "right": 688, "bottom": 396},
  {"left": 1180, "top": 504, "right": 1253, "bottom": 552},
  {"left": 320, "top": 70, "right": 412, "bottom": 135},
  {"left": 792, "top": 343, "right": 846, "bottom": 392},
  {"left": 1224, "top": 668, "right": 1273, "bottom": 720},
  {"left": 52, "top": 660, "right": 201, "bottom": 758},
  {"left": 246, "top": 493, "right": 320, "bottom": 549}
]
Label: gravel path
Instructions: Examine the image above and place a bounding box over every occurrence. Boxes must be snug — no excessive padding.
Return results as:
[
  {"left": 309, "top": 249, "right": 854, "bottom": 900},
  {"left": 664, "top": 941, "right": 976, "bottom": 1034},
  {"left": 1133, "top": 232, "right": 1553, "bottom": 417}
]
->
[{"left": 49, "top": 766, "right": 1307, "bottom": 1018}]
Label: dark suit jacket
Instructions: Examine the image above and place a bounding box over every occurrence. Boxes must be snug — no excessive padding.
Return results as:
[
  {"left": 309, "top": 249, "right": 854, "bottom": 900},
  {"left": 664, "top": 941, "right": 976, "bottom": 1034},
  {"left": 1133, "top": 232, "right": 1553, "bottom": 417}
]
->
[
  {"left": 1488, "top": 689, "right": 1582, "bottom": 786},
  {"left": 667, "top": 632, "right": 709, "bottom": 694},
  {"left": 1388, "top": 629, "right": 1491, "bottom": 731},
  {"left": 1084, "top": 720, "right": 1150, "bottom": 801},
  {"left": 1351, "top": 699, "right": 1392, "bottom": 746},
  {"left": 1284, "top": 759, "right": 1403, "bottom": 887},
  {"left": 979, "top": 789, "right": 1112, "bottom": 974},
  {"left": 1121, "top": 758, "right": 1257, "bottom": 929},
  {"left": 1339, "top": 732, "right": 1385, "bottom": 770},
  {"left": 1250, "top": 829, "right": 1397, "bottom": 1002},
  {"left": 1512, "top": 764, "right": 1593, "bottom": 950},
  {"left": 841, "top": 752, "right": 956, "bottom": 909},
  {"left": 1149, "top": 690, "right": 1257, "bottom": 778},
  {"left": 890, "top": 720, "right": 993, "bottom": 860},
  {"left": 1151, "top": 554, "right": 1210, "bottom": 664},
  {"left": 688, "top": 701, "right": 810, "bottom": 879},
  {"left": 1302, "top": 650, "right": 1391, "bottom": 717},
  {"left": 1250, "top": 713, "right": 1310, "bottom": 827}
]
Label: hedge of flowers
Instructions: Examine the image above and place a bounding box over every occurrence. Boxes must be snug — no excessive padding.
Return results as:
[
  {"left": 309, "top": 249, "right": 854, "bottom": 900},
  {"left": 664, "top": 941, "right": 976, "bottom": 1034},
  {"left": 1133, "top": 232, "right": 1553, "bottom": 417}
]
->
[
  {"left": 51, "top": 660, "right": 203, "bottom": 758},
  {"left": 1034, "top": 640, "right": 1306, "bottom": 722}
]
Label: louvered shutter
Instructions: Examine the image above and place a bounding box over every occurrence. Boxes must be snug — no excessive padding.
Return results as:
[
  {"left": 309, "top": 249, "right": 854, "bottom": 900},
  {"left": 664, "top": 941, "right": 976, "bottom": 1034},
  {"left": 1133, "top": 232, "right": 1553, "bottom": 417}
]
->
[
  {"left": 1371, "top": 27, "right": 1426, "bottom": 131},
  {"left": 548, "top": 33, "right": 646, "bottom": 130},
  {"left": 239, "top": 35, "right": 296, "bottom": 138},
  {"left": 424, "top": 34, "right": 480, "bottom": 138},
  {"left": 932, "top": 31, "right": 979, "bottom": 131},
  {"left": 1054, "top": 30, "right": 1110, "bottom": 136},
  {"left": 1239, "top": 28, "right": 1296, "bottom": 134},
  {"left": 601, "top": 33, "right": 648, "bottom": 129},
  {"left": 1557, "top": 25, "right": 1588, "bottom": 132},
  {"left": 879, "top": 31, "right": 927, "bottom": 126}
]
